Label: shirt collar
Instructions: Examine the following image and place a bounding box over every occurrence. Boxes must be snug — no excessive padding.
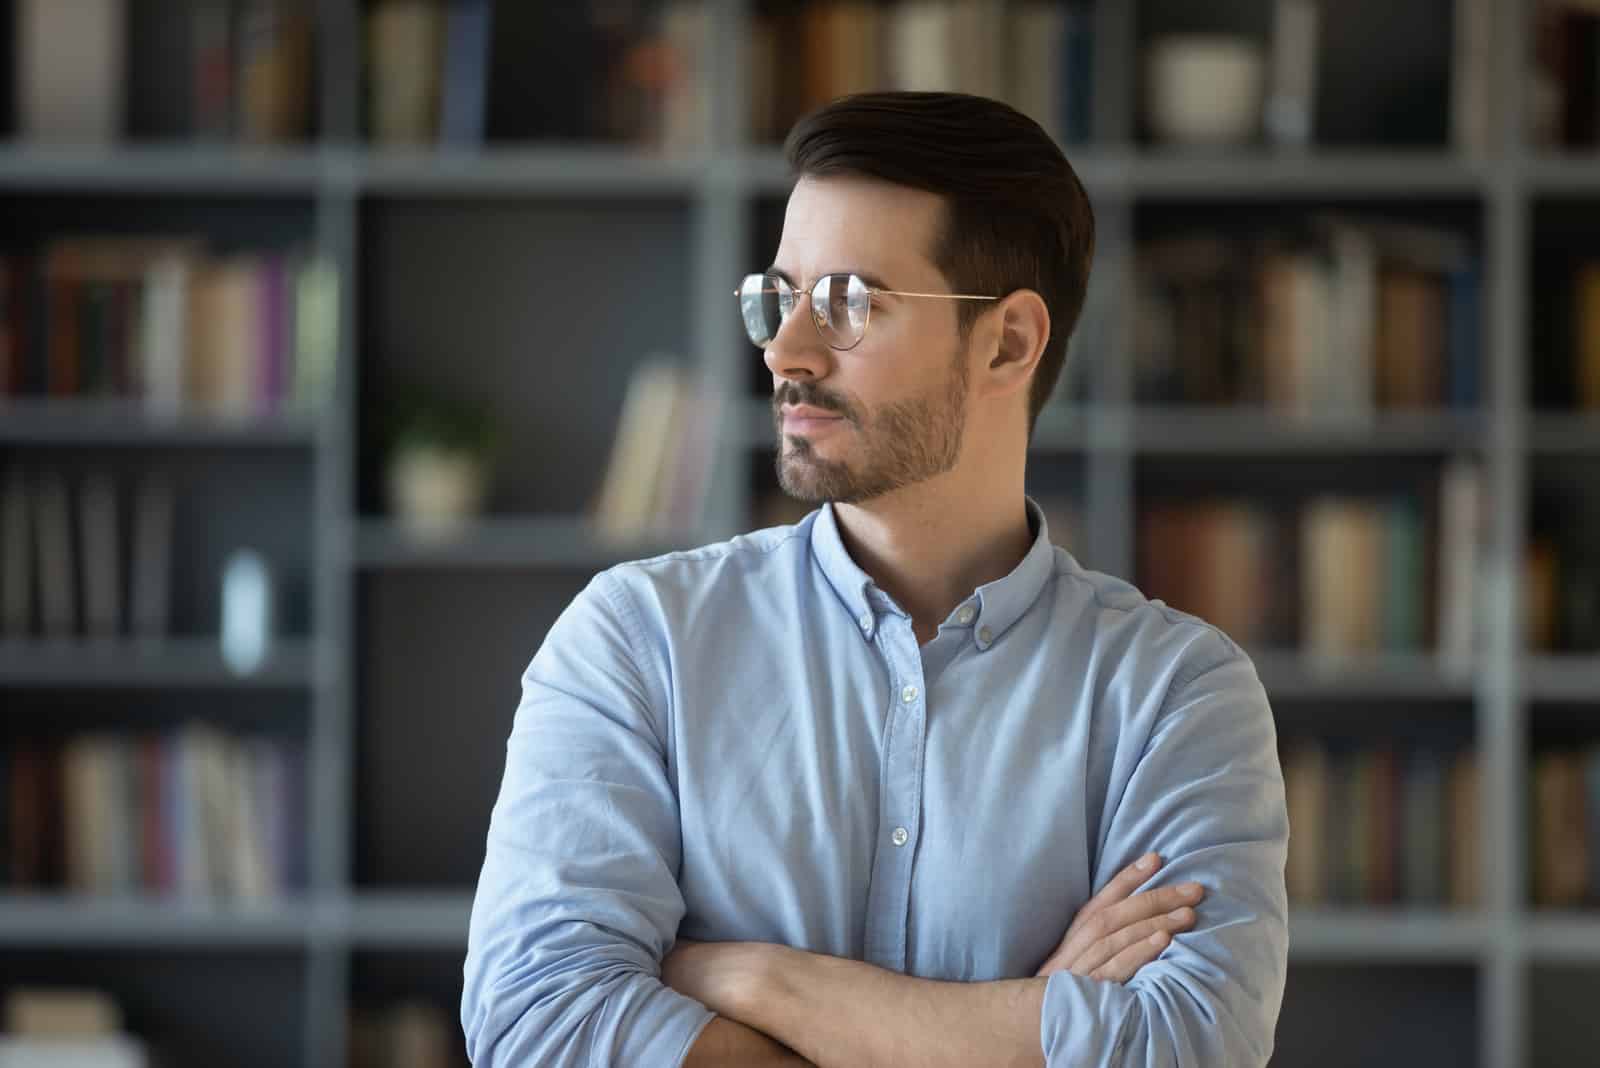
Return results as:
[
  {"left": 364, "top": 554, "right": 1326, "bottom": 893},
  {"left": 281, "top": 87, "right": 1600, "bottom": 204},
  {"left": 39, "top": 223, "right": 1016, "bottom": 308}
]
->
[{"left": 808, "top": 496, "right": 1058, "bottom": 647}]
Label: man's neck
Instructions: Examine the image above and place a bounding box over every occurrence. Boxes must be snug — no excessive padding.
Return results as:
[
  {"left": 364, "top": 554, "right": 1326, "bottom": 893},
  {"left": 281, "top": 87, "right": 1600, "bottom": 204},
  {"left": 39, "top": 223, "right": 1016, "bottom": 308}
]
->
[{"left": 832, "top": 482, "right": 1034, "bottom": 645}]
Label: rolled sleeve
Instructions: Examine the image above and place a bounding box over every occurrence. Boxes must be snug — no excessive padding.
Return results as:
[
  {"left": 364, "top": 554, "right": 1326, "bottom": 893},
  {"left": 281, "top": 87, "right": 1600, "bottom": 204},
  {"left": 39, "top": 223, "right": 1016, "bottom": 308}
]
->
[
  {"left": 1041, "top": 635, "right": 1290, "bottom": 1066},
  {"left": 462, "top": 569, "right": 715, "bottom": 1067}
]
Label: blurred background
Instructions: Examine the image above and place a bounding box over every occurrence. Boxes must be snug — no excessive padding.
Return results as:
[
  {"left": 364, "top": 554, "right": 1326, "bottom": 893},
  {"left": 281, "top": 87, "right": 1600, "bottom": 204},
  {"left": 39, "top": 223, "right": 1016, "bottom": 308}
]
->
[{"left": 0, "top": 0, "right": 1596, "bottom": 1066}]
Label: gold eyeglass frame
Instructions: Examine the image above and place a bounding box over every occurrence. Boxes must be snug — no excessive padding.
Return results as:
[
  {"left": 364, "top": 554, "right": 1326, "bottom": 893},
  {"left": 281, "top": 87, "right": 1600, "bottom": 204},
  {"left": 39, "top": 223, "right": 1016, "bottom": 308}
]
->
[{"left": 737, "top": 271, "right": 1000, "bottom": 352}]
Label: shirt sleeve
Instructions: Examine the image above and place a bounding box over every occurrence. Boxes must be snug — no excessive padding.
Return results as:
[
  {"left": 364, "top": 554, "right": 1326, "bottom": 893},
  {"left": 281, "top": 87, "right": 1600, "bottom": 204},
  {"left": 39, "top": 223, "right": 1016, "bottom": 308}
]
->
[
  {"left": 461, "top": 569, "right": 716, "bottom": 1067},
  {"left": 1039, "top": 632, "right": 1291, "bottom": 1067}
]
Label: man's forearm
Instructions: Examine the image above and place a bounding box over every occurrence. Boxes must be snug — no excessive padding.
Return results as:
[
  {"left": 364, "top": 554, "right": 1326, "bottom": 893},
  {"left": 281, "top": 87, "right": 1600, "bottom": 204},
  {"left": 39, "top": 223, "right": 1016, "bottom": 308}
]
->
[
  {"left": 682, "top": 1015, "right": 814, "bottom": 1067},
  {"left": 727, "top": 945, "right": 1048, "bottom": 1068}
]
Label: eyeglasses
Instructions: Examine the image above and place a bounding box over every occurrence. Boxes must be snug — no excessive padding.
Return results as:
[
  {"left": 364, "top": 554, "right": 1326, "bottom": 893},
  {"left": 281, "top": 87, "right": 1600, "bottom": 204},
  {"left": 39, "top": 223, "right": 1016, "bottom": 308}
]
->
[{"left": 737, "top": 271, "right": 1000, "bottom": 351}]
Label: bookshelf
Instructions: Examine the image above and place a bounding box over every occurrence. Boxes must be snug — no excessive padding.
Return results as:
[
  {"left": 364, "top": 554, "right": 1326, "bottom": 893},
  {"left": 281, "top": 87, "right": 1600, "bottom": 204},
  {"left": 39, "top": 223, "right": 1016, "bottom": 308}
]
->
[{"left": 0, "top": 1, "right": 1598, "bottom": 1067}]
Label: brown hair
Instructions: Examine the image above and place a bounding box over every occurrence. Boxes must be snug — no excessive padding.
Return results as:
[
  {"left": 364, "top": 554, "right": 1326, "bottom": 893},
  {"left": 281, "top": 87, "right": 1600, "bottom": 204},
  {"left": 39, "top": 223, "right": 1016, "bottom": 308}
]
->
[{"left": 784, "top": 91, "right": 1096, "bottom": 436}]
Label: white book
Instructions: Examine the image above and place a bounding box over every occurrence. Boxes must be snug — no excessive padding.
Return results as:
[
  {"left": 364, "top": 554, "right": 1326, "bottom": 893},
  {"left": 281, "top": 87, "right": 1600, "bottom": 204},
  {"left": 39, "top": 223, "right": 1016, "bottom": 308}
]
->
[
  {"left": 887, "top": 2, "right": 955, "bottom": 92},
  {"left": 141, "top": 254, "right": 192, "bottom": 422},
  {"left": 1451, "top": 0, "right": 1496, "bottom": 156},
  {"left": 230, "top": 738, "right": 270, "bottom": 901},
  {"left": 33, "top": 470, "right": 77, "bottom": 637},
  {"left": 1, "top": 466, "right": 31, "bottom": 636},
  {"left": 129, "top": 473, "right": 174, "bottom": 640},
  {"left": 78, "top": 471, "right": 120, "bottom": 638},
  {"left": 1325, "top": 224, "right": 1377, "bottom": 423},
  {"left": 659, "top": 2, "right": 709, "bottom": 150},
  {"left": 951, "top": 0, "right": 1005, "bottom": 101},
  {"left": 16, "top": 0, "right": 127, "bottom": 143},
  {"left": 1008, "top": 4, "right": 1067, "bottom": 137},
  {"left": 1263, "top": 0, "right": 1319, "bottom": 147},
  {"left": 0, "top": 1036, "right": 149, "bottom": 1068},
  {"left": 594, "top": 359, "right": 686, "bottom": 539}
]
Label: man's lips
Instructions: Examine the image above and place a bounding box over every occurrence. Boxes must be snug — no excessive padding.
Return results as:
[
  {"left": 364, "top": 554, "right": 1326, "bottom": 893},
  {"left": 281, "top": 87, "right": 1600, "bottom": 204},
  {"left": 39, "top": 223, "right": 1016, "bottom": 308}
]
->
[{"left": 780, "top": 406, "right": 846, "bottom": 434}]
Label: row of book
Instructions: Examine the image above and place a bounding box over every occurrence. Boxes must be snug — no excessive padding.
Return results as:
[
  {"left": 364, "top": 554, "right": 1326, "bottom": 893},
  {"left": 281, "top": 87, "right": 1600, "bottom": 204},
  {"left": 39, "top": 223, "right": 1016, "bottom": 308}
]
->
[
  {"left": 1133, "top": 217, "right": 1481, "bottom": 412},
  {"left": 1284, "top": 741, "right": 1480, "bottom": 907},
  {"left": 1533, "top": 746, "right": 1600, "bottom": 908},
  {"left": 0, "top": 239, "right": 338, "bottom": 419},
  {"left": 15, "top": 0, "right": 314, "bottom": 145},
  {"left": 592, "top": 358, "right": 723, "bottom": 539},
  {"left": 1, "top": 466, "right": 175, "bottom": 640},
  {"left": 1138, "top": 459, "right": 1485, "bottom": 661},
  {"left": 366, "top": 0, "right": 496, "bottom": 146},
  {"left": 748, "top": 1, "right": 1093, "bottom": 146},
  {"left": 2, "top": 727, "right": 306, "bottom": 900}
]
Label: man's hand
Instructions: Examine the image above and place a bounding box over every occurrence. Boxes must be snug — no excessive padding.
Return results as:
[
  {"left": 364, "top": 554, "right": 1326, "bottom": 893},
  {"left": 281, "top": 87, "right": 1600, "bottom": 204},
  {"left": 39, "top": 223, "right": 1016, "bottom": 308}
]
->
[{"left": 1033, "top": 853, "right": 1206, "bottom": 982}]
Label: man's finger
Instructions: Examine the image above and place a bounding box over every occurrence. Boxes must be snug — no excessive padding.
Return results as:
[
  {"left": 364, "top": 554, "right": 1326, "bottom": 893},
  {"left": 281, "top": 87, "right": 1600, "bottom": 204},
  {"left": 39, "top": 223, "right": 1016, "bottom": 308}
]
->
[
  {"left": 1068, "top": 907, "right": 1195, "bottom": 978},
  {"left": 1065, "top": 853, "right": 1163, "bottom": 939},
  {"left": 1090, "top": 928, "right": 1174, "bottom": 984},
  {"left": 1055, "top": 880, "right": 1204, "bottom": 967}
]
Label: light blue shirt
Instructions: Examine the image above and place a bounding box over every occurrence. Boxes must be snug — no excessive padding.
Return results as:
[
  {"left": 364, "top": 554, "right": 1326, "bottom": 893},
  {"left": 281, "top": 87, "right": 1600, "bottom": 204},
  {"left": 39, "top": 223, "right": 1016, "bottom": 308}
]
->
[{"left": 462, "top": 497, "right": 1289, "bottom": 1066}]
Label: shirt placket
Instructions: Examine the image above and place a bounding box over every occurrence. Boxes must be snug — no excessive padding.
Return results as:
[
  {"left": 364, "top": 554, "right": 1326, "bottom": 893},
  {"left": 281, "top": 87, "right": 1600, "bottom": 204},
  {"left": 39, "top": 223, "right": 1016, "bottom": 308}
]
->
[{"left": 861, "top": 607, "right": 928, "bottom": 973}]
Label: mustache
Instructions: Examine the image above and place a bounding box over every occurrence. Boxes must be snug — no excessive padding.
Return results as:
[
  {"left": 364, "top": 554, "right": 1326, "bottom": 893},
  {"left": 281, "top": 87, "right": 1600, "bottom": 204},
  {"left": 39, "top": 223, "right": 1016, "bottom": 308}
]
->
[{"left": 773, "top": 383, "right": 858, "bottom": 425}]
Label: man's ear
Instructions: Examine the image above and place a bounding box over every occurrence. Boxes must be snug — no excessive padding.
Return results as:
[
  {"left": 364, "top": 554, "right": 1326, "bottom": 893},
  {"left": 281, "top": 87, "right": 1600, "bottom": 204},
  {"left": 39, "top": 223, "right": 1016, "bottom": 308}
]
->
[{"left": 980, "top": 289, "right": 1050, "bottom": 400}]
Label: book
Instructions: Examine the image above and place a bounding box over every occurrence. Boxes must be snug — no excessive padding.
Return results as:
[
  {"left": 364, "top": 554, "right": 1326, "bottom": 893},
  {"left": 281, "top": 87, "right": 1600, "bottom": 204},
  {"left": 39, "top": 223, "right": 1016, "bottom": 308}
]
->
[
  {"left": 1284, "top": 739, "right": 1328, "bottom": 904},
  {"left": 1263, "top": 0, "right": 1319, "bottom": 146},
  {"left": 1402, "top": 748, "right": 1446, "bottom": 904},
  {"left": 129, "top": 472, "right": 174, "bottom": 640},
  {"left": 1302, "top": 497, "right": 1383, "bottom": 659},
  {"left": 15, "top": 0, "right": 127, "bottom": 143},
  {"left": 368, "top": 0, "right": 445, "bottom": 144},
  {"left": 1533, "top": 750, "right": 1590, "bottom": 907},
  {"left": 33, "top": 469, "right": 77, "bottom": 637},
  {"left": 593, "top": 358, "right": 688, "bottom": 539},
  {"left": 1, "top": 466, "right": 31, "bottom": 636},
  {"left": 78, "top": 471, "right": 121, "bottom": 637},
  {"left": 440, "top": 0, "right": 494, "bottom": 147},
  {"left": 1452, "top": 0, "right": 1498, "bottom": 155},
  {"left": 1437, "top": 458, "right": 1484, "bottom": 669},
  {"left": 191, "top": 0, "right": 236, "bottom": 140},
  {"left": 1447, "top": 749, "right": 1480, "bottom": 907},
  {"left": 236, "top": 0, "right": 313, "bottom": 143}
]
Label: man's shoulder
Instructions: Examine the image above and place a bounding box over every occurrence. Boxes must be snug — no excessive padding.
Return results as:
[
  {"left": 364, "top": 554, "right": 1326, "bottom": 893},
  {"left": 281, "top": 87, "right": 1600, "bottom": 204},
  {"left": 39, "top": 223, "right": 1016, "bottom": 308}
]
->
[
  {"left": 597, "top": 515, "right": 818, "bottom": 601},
  {"left": 1048, "top": 549, "right": 1252, "bottom": 684}
]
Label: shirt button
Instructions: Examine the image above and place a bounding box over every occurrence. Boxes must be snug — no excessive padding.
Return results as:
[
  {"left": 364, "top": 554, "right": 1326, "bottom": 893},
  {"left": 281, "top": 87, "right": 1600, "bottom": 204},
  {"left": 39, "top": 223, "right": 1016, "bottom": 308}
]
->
[
  {"left": 978, "top": 626, "right": 994, "bottom": 645},
  {"left": 957, "top": 605, "right": 976, "bottom": 625},
  {"left": 901, "top": 685, "right": 918, "bottom": 703},
  {"left": 891, "top": 827, "right": 909, "bottom": 846},
  {"left": 859, "top": 613, "right": 872, "bottom": 632}
]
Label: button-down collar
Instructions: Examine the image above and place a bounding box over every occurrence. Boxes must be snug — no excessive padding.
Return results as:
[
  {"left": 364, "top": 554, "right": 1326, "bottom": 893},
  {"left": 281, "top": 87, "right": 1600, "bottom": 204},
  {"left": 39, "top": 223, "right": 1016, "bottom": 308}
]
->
[{"left": 810, "top": 495, "right": 1058, "bottom": 648}]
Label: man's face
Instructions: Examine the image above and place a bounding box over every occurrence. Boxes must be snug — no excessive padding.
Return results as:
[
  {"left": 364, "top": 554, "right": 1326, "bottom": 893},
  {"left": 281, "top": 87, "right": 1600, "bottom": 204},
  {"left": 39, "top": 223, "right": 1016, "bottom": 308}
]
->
[{"left": 765, "top": 176, "right": 974, "bottom": 505}]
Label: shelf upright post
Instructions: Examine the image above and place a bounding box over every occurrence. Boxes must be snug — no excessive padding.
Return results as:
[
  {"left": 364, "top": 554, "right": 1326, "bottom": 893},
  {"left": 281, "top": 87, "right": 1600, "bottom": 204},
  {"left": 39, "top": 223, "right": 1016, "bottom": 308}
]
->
[
  {"left": 1482, "top": 1, "right": 1532, "bottom": 1065},
  {"left": 304, "top": 3, "right": 362, "bottom": 1065}
]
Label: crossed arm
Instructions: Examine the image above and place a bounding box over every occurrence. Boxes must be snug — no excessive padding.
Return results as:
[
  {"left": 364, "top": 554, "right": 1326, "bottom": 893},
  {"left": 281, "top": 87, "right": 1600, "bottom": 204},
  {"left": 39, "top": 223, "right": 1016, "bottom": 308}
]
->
[
  {"left": 462, "top": 575, "right": 1289, "bottom": 1068},
  {"left": 672, "top": 856, "right": 1207, "bottom": 1068}
]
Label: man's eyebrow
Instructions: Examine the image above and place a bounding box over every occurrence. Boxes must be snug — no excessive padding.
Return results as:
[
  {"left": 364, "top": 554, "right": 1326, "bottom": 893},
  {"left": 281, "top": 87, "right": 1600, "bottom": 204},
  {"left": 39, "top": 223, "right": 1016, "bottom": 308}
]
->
[{"left": 765, "top": 266, "right": 897, "bottom": 294}]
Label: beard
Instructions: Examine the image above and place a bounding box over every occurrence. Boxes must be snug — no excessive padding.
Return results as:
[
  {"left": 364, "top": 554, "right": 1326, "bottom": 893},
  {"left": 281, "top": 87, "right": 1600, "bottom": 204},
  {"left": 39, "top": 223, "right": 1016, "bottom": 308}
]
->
[{"left": 773, "top": 347, "right": 969, "bottom": 505}]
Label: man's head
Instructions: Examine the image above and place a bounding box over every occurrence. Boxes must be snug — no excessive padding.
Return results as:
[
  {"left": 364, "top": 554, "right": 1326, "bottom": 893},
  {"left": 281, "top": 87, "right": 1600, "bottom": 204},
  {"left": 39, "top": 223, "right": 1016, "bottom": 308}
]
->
[{"left": 760, "top": 91, "right": 1095, "bottom": 506}]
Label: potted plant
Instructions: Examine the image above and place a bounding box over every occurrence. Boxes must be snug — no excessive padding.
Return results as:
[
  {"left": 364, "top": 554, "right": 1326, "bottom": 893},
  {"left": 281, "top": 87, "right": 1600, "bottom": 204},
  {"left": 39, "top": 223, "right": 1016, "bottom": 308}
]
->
[{"left": 382, "top": 381, "right": 499, "bottom": 540}]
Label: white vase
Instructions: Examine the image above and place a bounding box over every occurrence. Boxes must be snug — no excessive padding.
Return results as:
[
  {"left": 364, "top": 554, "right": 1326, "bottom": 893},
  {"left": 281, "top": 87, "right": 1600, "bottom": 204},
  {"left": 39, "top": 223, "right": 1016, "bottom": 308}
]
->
[
  {"left": 387, "top": 446, "right": 486, "bottom": 540},
  {"left": 1145, "top": 35, "right": 1265, "bottom": 147}
]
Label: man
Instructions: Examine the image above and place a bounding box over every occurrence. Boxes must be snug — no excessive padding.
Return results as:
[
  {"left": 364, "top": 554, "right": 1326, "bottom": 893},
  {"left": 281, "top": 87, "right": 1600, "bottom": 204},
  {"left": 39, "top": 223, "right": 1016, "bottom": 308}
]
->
[{"left": 462, "top": 91, "right": 1288, "bottom": 1067}]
